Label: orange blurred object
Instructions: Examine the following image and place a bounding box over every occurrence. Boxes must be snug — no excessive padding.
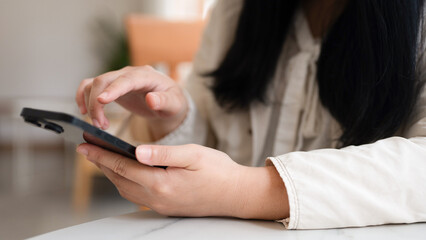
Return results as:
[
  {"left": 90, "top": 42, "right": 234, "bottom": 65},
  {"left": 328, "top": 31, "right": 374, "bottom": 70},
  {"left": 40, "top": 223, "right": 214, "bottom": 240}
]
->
[{"left": 126, "top": 15, "right": 205, "bottom": 81}]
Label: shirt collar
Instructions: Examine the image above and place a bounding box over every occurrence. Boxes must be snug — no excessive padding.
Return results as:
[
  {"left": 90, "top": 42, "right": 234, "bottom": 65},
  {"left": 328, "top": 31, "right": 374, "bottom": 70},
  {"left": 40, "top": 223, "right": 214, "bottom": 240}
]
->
[{"left": 294, "top": 9, "right": 321, "bottom": 53}]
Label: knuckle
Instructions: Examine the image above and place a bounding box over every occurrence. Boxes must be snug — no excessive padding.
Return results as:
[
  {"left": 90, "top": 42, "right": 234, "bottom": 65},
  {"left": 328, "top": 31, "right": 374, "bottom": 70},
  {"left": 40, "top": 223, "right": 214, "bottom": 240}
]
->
[
  {"left": 151, "top": 181, "right": 172, "bottom": 197},
  {"left": 112, "top": 156, "right": 127, "bottom": 176},
  {"left": 123, "top": 74, "right": 137, "bottom": 84},
  {"left": 119, "top": 73, "right": 135, "bottom": 85},
  {"left": 93, "top": 76, "right": 105, "bottom": 86},
  {"left": 119, "top": 75, "right": 137, "bottom": 91}
]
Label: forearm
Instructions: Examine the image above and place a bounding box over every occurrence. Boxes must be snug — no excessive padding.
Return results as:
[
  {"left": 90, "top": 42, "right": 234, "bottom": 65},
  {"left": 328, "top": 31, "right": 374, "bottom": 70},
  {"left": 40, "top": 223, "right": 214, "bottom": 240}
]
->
[{"left": 230, "top": 166, "right": 290, "bottom": 220}]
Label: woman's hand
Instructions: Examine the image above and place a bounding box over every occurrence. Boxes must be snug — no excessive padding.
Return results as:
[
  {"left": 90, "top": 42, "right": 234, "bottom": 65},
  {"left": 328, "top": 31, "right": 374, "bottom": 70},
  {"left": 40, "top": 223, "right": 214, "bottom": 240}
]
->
[
  {"left": 75, "top": 66, "right": 188, "bottom": 139},
  {"left": 76, "top": 143, "right": 289, "bottom": 219},
  {"left": 77, "top": 143, "right": 244, "bottom": 217}
]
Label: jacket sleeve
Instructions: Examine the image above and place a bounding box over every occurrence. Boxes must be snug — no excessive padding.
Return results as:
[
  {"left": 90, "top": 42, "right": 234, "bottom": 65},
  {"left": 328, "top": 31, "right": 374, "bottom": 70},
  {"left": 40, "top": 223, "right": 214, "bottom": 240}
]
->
[
  {"left": 267, "top": 85, "right": 426, "bottom": 229},
  {"left": 155, "top": 0, "right": 243, "bottom": 147}
]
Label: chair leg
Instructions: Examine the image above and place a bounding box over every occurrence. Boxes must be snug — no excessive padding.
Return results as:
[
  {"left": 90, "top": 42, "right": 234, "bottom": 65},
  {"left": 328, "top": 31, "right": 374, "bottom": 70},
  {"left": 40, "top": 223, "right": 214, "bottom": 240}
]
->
[{"left": 73, "top": 153, "right": 93, "bottom": 213}]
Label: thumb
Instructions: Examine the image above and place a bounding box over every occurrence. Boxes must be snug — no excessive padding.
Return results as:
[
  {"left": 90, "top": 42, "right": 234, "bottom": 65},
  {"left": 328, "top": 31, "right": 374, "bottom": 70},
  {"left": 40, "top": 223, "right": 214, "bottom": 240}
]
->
[
  {"left": 136, "top": 144, "right": 199, "bottom": 169},
  {"left": 146, "top": 88, "right": 186, "bottom": 116}
]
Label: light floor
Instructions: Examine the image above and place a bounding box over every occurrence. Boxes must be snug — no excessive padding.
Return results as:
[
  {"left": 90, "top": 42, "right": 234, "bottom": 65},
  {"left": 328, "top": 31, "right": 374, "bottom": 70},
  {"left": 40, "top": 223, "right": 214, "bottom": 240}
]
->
[{"left": 0, "top": 148, "right": 138, "bottom": 240}]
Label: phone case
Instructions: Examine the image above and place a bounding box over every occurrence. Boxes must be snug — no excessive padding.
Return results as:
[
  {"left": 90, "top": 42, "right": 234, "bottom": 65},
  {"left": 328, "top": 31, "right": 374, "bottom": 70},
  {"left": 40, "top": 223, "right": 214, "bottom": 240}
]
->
[{"left": 20, "top": 107, "right": 137, "bottom": 160}]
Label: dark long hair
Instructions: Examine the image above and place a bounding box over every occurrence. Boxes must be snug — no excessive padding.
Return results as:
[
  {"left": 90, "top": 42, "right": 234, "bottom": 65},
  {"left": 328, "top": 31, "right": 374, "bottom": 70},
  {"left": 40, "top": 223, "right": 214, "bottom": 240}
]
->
[{"left": 209, "top": 0, "right": 425, "bottom": 147}]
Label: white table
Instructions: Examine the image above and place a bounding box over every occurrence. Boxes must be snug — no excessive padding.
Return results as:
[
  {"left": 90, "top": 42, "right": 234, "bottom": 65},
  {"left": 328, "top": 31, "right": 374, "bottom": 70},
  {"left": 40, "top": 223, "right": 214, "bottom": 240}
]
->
[{"left": 30, "top": 211, "right": 426, "bottom": 240}]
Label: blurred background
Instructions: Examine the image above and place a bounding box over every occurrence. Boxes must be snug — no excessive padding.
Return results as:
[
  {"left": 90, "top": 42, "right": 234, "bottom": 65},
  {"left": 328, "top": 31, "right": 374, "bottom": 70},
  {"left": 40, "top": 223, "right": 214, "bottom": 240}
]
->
[{"left": 0, "top": 0, "right": 214, "bottom": 239}]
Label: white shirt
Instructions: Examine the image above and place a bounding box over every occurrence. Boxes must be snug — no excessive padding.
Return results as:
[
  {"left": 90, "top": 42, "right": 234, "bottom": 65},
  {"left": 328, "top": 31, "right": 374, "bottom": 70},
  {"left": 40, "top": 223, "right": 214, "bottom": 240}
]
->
[{"left": 155, "top": 0, "right": 426, "bottom": 229}]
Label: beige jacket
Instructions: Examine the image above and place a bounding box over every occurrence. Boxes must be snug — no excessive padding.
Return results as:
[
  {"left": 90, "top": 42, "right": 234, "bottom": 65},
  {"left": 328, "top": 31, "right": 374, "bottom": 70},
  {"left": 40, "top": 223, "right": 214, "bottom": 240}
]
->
[{"left": 156, "top": 0, "right": 426, "bottom": 229}]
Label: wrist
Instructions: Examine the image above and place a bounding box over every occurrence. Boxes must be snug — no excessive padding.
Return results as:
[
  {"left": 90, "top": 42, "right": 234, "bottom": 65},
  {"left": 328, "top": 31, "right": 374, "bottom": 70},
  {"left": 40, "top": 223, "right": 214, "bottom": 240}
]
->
[
  {"left": 230, "top": 166, "right": 289, "bottom": 220},
  {"left": 146, "top": 107, "right": 188, "bottom": 140}
]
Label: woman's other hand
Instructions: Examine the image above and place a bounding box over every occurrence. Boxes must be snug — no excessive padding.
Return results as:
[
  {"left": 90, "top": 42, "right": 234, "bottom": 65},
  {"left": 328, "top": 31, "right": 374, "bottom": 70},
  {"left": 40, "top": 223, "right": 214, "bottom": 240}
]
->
[
  {"left": 75, "top": 66, "right": 188, "bottom": 139},
  {"left": 76, "top": 143, "right": 289, "bottom": 220}
]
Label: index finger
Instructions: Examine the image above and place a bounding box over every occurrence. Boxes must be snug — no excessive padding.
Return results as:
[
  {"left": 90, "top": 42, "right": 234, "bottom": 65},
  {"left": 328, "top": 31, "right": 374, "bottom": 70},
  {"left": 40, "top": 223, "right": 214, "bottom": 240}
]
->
[
  {"left": 77, "top": 143, "right": 164, "bottom": 186},
  {"left": 87, "top": 69, "right": 127, "bottom": 129},
  {"left": 75, "top": 78, "right": 93, "bottom": 114}
]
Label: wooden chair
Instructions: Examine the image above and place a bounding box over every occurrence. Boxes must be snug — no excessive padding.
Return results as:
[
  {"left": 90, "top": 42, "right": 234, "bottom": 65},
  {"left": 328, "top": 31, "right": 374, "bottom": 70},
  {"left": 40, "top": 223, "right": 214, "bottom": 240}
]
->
[
  {"left": 73, "top": 15, "right": 205, "bottom": 213},
  {"left": 73, "top": 147, "right": 100, "bottom": 213},
  {"left": 126, "top": 15, "right": 205, "bottom": 80}
]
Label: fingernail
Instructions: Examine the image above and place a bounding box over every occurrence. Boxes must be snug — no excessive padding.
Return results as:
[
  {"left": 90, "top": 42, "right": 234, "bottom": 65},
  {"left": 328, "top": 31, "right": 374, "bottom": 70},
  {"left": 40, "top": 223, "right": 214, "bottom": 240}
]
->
[
  {"left": 92, "top": 119, "right": 101, "bottom": 128},
  {"left": 98, "top": 92, "right": 108, "bottom": 100},
  {"left": 76, "top": 146, "right": 88, "bottom": 156},
  {"left": 137, "top": 147, "right": 152, "bottom": 163},
  {"left": 79, "top": 106, "right": 84, "bottom": 114}
]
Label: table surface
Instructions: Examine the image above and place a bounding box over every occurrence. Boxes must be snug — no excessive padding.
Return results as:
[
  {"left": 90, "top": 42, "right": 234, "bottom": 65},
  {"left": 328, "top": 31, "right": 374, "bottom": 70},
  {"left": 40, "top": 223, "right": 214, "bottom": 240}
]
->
[{"left": 30, "top": 211, "right": 426, "bottom": 240}]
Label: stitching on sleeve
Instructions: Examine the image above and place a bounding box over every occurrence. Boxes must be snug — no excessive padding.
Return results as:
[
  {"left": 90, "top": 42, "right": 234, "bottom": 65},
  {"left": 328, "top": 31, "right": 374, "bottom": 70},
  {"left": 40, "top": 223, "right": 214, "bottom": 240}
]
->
[
  {"left": 276, "top": 156, "right": 300, "bottom": 229},
  {"left": 268, "top": 156, "right": 300, "bottom": 229}
]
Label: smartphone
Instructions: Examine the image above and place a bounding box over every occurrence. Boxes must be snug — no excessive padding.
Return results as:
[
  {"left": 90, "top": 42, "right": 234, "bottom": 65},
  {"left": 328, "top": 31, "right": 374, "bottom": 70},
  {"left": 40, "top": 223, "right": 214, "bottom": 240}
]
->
[{"left": 20, "top": 107, "right": 137, "bottom": 160}]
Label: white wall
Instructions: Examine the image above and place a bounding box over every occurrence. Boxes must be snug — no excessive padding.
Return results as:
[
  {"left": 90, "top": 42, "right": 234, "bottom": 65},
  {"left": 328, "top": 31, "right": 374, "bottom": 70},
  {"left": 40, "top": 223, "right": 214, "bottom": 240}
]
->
[
  {"left": 0, "top": 0, "right": 208, "bottom": 144},
  {"left": 0, "top": 0, "right": 142, "bottom": 100},
  {"left": 0, "top": 0, "right": 208, "bottom": 100},
  {"left": 0, "top": 0, "right": 144, "bottom": 145}
]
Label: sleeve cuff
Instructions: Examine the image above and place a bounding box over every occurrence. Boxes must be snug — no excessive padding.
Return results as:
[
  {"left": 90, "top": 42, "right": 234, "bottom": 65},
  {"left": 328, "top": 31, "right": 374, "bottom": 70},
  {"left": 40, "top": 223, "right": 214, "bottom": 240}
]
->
[
  {"left": 154, "top": 89, "right": 202, "bottom": 145},
  {"left": 266, "top": 156, "right": 299, "bottom": 229}
]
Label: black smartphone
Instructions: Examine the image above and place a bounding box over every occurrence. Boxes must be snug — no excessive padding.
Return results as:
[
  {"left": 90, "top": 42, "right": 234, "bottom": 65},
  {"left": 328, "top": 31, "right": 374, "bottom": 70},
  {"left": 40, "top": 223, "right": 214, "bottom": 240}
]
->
[{"left": 20, "top": 107, "right": 137, "bottom": 160}]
